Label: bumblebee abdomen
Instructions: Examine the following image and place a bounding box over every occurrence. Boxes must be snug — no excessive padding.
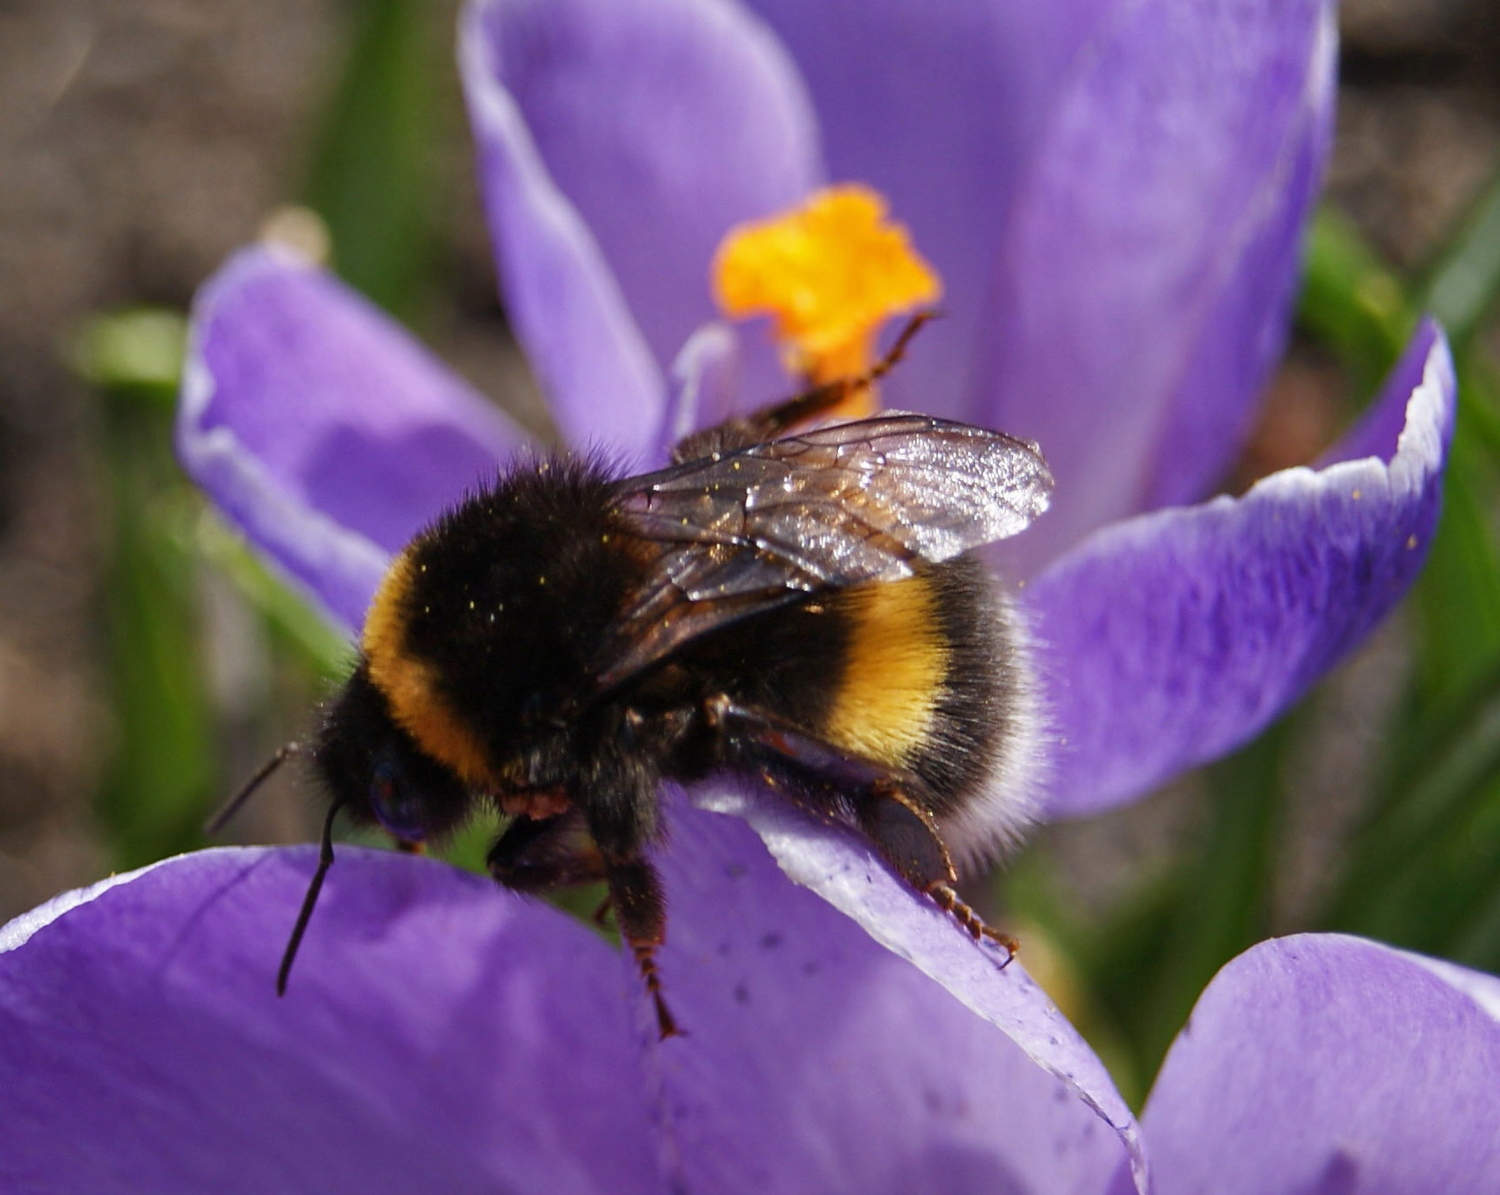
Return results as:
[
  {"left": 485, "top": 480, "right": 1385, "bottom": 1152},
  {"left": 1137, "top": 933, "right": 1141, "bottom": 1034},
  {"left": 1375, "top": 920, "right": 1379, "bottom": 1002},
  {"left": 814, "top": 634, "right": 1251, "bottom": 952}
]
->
[
  {"left": 822, "top": 556, "right": 1044, "bottom": 869},
  {"left": 820, "top": 573, "right": 948, "bottom": 771}
]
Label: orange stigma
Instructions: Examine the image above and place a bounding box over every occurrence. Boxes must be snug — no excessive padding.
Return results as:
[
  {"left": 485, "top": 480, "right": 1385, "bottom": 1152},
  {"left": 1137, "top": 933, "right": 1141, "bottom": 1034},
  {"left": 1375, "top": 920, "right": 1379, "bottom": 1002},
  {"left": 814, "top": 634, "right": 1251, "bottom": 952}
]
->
[{"left": 712, "top": 184, "right": 941, "bottom": 418}]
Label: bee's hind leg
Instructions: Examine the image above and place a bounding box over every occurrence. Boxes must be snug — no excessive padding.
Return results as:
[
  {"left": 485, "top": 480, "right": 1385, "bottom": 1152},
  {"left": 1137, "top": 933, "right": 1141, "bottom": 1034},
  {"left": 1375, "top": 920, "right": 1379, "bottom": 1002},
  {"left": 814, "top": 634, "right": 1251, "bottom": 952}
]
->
[
  {"left": 858, "top": 782, "right": 1019, "bottom": 961},
  {"left": 703, "top": 694, "right": 1017, "bottom": 960}
]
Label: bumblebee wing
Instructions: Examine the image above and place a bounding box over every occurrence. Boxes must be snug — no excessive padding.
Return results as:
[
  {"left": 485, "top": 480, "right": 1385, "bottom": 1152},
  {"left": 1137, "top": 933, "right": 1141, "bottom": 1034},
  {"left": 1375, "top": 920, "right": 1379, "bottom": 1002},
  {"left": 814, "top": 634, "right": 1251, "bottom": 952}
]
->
[{"left": 589, "top": 413, "right": 1052, "bottom": 694}]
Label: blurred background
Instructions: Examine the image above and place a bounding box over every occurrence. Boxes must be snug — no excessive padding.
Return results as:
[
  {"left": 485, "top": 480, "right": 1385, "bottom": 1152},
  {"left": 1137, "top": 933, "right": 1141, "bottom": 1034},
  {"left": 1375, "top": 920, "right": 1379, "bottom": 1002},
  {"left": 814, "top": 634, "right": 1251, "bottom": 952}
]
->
[{"left": 2, "top": 0, "right": 1499, "bottom": 1105}]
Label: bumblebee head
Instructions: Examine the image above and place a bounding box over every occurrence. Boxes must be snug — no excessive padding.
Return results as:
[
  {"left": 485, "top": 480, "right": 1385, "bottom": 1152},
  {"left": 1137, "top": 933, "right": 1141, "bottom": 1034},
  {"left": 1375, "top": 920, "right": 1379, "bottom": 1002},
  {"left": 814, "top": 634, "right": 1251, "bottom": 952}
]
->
[{"left": 312, "top": 662, "right": 472, "bottom": 846}]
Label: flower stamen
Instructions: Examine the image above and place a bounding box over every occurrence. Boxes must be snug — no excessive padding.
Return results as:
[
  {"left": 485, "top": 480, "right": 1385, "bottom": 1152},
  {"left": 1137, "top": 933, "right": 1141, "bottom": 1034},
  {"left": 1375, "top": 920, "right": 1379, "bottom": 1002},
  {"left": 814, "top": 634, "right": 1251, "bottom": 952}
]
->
[{"left": 712, "top": 185, "right": 941, "bottom": 418}]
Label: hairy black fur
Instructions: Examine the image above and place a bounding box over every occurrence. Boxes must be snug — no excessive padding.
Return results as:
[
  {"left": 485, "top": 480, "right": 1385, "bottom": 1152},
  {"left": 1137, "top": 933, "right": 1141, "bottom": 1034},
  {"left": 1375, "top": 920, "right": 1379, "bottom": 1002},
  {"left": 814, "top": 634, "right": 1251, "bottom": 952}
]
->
[{"left": 899, "top": 555, "right": 1010, "bottom": 816}]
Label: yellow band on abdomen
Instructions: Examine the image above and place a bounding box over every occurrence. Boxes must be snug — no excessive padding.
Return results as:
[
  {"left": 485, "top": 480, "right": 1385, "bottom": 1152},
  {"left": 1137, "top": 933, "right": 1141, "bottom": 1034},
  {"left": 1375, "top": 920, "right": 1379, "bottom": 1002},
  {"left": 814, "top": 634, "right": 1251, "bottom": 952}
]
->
[{"left": 822, "top": 574, "right": 947, "bottom": 768}]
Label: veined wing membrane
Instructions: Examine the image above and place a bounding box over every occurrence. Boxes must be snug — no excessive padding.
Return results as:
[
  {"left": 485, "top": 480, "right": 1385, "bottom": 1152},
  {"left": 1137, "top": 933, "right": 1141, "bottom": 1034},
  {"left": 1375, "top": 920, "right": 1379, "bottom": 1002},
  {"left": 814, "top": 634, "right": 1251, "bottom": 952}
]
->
[{"left": 590, "top": 414, "right": 1052, "bottom": 694}]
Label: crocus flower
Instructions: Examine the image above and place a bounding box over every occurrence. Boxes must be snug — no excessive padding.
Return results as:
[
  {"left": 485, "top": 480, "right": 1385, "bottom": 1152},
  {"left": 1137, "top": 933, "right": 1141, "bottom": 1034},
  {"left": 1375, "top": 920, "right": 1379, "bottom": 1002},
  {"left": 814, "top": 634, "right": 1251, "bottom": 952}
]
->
[{"left": 2, "top": 0, "right": 1474, "bottom": 1190}]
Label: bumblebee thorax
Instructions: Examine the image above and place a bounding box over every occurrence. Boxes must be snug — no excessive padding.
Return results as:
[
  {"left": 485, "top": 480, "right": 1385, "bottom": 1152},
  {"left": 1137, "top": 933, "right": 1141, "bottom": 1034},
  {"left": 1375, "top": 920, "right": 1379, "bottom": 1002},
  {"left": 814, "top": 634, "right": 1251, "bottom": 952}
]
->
[
  {"left": 360, "top": 461, "right": 643, "bottom": 790},
  {"left": 363, "top": 546, "right": 498, "bottom": 790}
]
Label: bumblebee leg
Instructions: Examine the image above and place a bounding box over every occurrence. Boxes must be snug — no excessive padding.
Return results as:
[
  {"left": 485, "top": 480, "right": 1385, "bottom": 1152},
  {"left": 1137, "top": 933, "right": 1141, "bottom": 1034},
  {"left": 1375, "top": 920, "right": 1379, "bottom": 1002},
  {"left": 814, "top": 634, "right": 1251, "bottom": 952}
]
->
[
  {"left": 603, "top": 854, "right": 681, "bottom": 1040},
  {"left": 486, "top": 809, "right": 606, "bottom": 891},
  {"left": 590, "top": 893, "right": 614, "bottom": 926},
  {"left": 853, "top": 780, "right": 956, "bottom": 889},
  {"left": 490, "top": 812, "right": 681, "bottom": 1037},
  {"left": 704, "top": 694, "right": 1016, "bottom": 959},
  {"left": 671, "top": 310, "right": 936, "bottom": 461},
  {"left": 925, "top": 881, "right": 1020, "bottom": 956},
  {"left": 854, "top": 782, "right": 1015, "bottom": 960}
]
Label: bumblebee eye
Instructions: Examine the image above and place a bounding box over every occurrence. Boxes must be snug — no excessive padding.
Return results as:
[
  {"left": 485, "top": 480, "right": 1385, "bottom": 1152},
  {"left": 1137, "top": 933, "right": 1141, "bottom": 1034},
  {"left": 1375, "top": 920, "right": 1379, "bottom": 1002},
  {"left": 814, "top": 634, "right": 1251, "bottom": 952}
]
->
[{"left": 370, "top": 753, "right": 425, "bottom": 843}]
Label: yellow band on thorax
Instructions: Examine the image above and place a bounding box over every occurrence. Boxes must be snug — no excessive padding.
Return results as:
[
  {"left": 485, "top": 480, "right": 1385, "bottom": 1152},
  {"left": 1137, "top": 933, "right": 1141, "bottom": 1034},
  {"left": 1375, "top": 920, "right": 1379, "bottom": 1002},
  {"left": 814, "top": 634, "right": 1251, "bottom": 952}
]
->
[{"left": 362, "top": 549, "right": 495, "bottom": 791}]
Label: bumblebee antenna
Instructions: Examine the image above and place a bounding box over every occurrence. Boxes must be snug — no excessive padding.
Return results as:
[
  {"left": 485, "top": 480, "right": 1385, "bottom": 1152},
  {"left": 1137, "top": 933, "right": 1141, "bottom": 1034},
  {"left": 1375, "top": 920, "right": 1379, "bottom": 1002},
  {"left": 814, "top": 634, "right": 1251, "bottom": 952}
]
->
[
  {"left": 277, "top": 797, "right": 344, "bottom": 996},
  {"left": 206, "top": 742, "right": 302, "bottom": 835}
]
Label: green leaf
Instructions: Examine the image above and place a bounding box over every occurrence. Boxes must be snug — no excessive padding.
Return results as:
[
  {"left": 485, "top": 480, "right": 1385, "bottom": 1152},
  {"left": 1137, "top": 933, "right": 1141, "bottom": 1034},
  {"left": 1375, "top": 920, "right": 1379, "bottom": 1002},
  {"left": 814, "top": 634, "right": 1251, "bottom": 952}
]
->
[
  {"left": 302, "top": 0, "right": 442, "bottom": 316},
  {"left": 1325, "top": 666, "right": 1500, "bottom": 929},
  {"left": 1002, "top": 716, "right": 1290, "bottom": 1106},
  {"left": 1417, "top": 161, "right": 1500, "bottom": 348},
  {"left": 70, "top": 308, "right": 187, "bottom": 405},
  {"left": 94, "top": 404, "right": 216, "bottom": 868},
  {"left": 999, "top": 842, "right": 1177, "bottom": 1109},
  {"left": 1298, "top": 207, "right": 1413, "bottom": 395},
  {"left": 1133, "top": 719, "right": 1290, "bottom": 1077},
  {"left": 1451, "top": 350, "right": 1500, "bottom": 464},
  {"left": 192, "top": 516, "right": 349, "bottom": 678},
  {"left": 1411, "top": 434, "right": 1500, "bottom": 710}
]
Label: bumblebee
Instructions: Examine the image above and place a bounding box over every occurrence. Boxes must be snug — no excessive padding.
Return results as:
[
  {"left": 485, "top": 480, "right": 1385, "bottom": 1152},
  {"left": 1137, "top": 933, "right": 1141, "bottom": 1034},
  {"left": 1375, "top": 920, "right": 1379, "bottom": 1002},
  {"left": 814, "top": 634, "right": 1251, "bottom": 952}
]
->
[{"left": 245, "top": 321, "right": 1053, "bottom": 1037}]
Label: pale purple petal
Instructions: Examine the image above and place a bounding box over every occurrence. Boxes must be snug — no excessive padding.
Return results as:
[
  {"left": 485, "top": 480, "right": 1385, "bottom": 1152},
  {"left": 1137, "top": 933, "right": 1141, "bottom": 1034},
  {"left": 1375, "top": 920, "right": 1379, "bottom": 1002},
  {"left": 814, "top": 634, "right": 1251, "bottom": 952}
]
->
[
  {"left": 0, "top": 849, "right": 662, "bottom": 1195},
  {"left": 690, "top": 787, "right": 1146, "bottom": 1192},
  {"left": 977, "top": 0, "right": 1336, "bottom": 567},
  {"left": 461, "top": 0, "right": 823, "bottom": 461},
  {"left": 1141, "top": 56, "right": 1336, "bottom": 512},
  {"left": 1319, "top": 321, "right": 1438, "bottom": 468},
  {"left": 741, "top": 0, "right": 1116, "bottom": 422},
  {"left": 745, "top": 0, "right": 1335, "bottom": 555},
  {"left": 658, "top": 322, "right": 741, "bottom": 463},
  {"left": 1027, "top": 324, "right": 1454, "bottom": 818},
  {"left": 1134, "top": 935, "right": 1500, "bottom": 1195},
  {"left": 657, "top": 319, "right": 794, "bottom": 463},
  {"left": 179, "top": 247, "right": 525, "bottom": 631}
]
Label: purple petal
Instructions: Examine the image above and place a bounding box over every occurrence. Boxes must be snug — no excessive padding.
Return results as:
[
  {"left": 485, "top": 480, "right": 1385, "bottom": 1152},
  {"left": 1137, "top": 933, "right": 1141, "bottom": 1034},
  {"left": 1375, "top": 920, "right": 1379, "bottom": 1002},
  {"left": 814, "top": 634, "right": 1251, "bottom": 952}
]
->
[
  {"left": 689, "top": 787, "right": 1146, "bottom": 1192},
  {"left": 1318, "top": 320, "right": 1436, "bottom": 468},
  {"left": 658, "top": 322, "right": 741, "bottom": 463},
  {"left": 1140, "top": 58, "right": 1336, "bottom": 514},
  {"left": 657, "top": 319, "right": 794, "bottom": 463},
  {"left": 976, "top": 0, "right": 1337, "bottom": 567},
  {"left": 1027, "top": 323, "right": 1454, "bottom": 818},
  {"left": 180, "top": 247, "right": 525, "bottom": 631},
  {"left": 741, "top": 0, "right": 1117, "bottom": 422},
  {"left": 4, "top": 828, "right": 1141, "bottom": 1193},
  {"left": 1136, "top": 934, "right": 1500, "bottom": 1195},
  {"left": 461, "top": 0, "right": 823, "bottom": 460},
  {"left": 0, "top": 849, "right": 662, "bottom": 1195},
  {"left": 746, "top": 0, "right": 1334, "bottom": 553}
]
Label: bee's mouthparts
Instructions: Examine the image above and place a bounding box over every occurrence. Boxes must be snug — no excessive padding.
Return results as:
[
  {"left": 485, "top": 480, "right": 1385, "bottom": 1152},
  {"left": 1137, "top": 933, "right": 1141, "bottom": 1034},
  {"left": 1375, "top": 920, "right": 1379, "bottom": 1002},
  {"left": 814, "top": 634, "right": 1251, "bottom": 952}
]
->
[{"left": 499, "top": 788, "right": 572, "bottom": 820}]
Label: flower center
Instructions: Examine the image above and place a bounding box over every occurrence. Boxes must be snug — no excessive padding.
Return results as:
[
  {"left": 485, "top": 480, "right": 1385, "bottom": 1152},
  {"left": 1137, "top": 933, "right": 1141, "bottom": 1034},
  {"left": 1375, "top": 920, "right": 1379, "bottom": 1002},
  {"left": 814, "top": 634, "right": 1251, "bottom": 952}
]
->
[{"left": 711, "top": 184, "right": 940, "bottom": 418}]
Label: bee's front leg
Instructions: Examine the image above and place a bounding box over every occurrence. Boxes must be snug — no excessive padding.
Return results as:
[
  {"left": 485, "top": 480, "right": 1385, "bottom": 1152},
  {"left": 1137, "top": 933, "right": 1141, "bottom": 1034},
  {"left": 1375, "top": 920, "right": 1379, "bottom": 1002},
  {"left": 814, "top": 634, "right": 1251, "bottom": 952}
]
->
[
  {"left": 486, "top": 808, "right": 604, "bottom": 891},
  {"left": 488, "top": 808, "right": 681, "bottom": 1039},
  {"left": 600, "top": 851, "right": 680, "bottom": 1040}
]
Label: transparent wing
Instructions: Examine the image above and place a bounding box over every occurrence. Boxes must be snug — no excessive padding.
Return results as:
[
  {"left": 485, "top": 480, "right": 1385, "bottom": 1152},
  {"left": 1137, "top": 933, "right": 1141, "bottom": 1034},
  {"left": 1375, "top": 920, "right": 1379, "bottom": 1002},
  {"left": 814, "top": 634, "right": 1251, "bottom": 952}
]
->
[{"left": 591, "top": 413, "right": 1052, "bottom": 693}]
